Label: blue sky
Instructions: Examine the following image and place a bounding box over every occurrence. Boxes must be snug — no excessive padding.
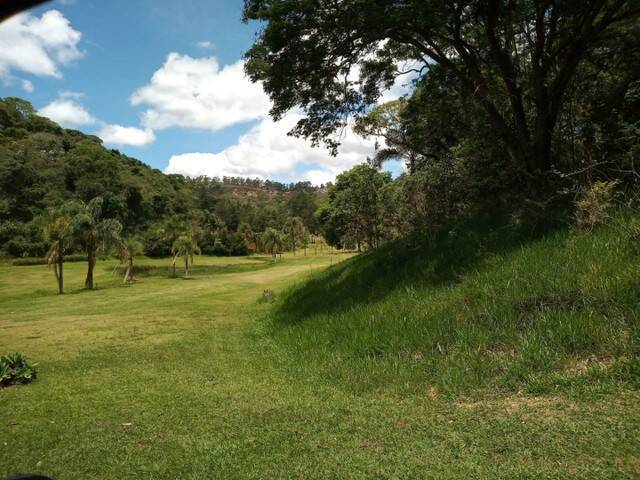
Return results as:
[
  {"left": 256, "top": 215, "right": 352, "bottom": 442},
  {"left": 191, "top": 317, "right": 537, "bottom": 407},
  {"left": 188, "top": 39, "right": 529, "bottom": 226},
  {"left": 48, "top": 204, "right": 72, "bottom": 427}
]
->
[{"left": 0, "top": 0, "right": 406, "bottom": 184}]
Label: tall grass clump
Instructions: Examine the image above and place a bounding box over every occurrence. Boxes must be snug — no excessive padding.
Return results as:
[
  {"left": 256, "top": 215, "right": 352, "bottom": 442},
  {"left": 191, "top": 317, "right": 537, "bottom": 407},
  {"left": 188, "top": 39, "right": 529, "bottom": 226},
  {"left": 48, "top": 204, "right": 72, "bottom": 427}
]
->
[{"left": 265, "top": 212, "right": 640, "bottom": 398}]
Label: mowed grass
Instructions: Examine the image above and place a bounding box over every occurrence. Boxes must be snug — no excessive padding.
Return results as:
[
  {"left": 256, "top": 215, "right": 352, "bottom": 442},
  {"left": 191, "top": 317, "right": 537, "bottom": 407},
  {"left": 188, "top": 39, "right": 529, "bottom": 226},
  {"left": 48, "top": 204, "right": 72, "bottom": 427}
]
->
[{"left": 0, "top": 227, "right": 639, "bottom": 479}]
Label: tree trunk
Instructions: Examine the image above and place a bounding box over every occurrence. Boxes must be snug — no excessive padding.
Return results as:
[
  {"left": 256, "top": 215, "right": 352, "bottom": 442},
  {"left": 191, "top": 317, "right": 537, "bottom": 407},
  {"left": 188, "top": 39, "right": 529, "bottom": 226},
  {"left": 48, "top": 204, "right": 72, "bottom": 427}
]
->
[
  {"left": 185, "top": 257, "right": 189, "bottom": 277},
  {"left": 57, "top": 257, "right": 64, "bottom": 294},
  {"left": 171, "top": 253, "right": 178, "bottom": 277},
  {"left": 123, "top": 257, "right": 133, "bottom": 283},
  {"left": 85, "top": 245, "right": 95, "bottom": 289}
]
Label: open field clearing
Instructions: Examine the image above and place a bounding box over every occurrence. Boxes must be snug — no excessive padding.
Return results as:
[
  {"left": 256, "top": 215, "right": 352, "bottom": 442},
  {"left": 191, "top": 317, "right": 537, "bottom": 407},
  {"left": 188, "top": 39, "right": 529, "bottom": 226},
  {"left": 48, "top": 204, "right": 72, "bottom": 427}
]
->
[{"left": 1, "top": 240, "right": 639, "bottom": 479}]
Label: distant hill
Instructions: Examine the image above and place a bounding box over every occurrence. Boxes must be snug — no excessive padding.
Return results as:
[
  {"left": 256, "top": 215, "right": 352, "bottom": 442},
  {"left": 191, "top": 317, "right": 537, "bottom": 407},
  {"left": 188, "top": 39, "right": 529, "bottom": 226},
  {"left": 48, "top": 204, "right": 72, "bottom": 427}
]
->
[{"left": 0, "top": 97, "right": 325, "bottom": 258}]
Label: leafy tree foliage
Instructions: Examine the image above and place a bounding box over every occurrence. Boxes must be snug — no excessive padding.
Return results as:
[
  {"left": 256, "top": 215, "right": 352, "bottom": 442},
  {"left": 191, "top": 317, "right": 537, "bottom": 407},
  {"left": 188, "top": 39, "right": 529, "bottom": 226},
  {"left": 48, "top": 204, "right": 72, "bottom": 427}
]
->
[
  {"left": 245, "top": 2, "right": 639, "bottom": 245},
  {"left": 245, "top": 0, "right": 639, "bottom": 188},
  {"left": 319, "top": 164, "right": 391, "bottom": 250}
]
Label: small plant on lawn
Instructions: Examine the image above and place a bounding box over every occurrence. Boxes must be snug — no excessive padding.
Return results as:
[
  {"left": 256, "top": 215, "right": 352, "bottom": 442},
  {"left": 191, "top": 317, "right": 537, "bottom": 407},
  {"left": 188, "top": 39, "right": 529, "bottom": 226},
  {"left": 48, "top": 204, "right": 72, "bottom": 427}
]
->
[
  {"left": 0, "top": 353, "right": 38, "bottom": 388},
  {"left": 261, "top": 289, "right": 276, "bottom": 303}
]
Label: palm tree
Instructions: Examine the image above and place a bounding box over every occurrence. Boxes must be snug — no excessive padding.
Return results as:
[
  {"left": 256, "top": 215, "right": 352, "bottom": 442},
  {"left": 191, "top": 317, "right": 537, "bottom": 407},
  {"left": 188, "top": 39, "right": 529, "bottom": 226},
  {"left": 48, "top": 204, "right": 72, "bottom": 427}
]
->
[
  {"left": 283, "top": 217, "right": 305, "bottom": 255},
  {"left": 73, "top": 197, "right": 123, "bottom": 289},
  {"left": 301, "top": 227, "right": 310, "bottom": 256},
  {"left": 261, "top": 227, "right": 283, "bottom": 261},
  {"left": 118, "top": 238, "right": 144, "bottom": 284},
  {"left": 171, "top": 235, "right": 200, "bottom": 277},
  {"left": 238, "top": 222, "right": 256, "bottom": 251},
  {"left": 43, "top": 212, "right": 73, "bottom": 294}
]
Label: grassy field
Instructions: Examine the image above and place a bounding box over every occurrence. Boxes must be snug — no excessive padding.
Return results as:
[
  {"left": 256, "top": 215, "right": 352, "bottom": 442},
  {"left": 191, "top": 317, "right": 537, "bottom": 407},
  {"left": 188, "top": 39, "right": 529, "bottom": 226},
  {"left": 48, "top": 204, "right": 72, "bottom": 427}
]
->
[{"left": 1, "top": 225, "right": 639, "bottom": 479}]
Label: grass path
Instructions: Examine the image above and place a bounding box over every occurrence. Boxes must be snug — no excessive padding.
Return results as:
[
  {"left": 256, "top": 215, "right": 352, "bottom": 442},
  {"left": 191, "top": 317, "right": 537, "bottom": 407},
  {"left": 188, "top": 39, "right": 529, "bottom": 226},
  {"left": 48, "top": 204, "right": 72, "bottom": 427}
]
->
[{"left": 1, "top": 254, "right": 639, "bottom": 479}]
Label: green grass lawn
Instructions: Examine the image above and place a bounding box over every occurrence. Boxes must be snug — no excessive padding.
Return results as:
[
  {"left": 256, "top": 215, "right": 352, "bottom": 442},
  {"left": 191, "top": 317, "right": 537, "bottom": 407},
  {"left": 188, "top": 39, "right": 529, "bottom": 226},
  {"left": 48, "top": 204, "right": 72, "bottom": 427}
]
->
[{"left": 1, "top": 237, "right": 639, "bottom": 479}]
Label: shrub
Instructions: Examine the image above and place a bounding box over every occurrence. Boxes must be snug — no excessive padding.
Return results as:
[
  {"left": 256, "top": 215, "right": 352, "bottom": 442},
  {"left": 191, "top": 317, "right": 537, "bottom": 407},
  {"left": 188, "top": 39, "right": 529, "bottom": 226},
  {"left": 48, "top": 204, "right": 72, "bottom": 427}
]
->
[
  {"left": 4, "top": 238, "right": 47, "bottom": 258},
  {"left": 575, "top": 180, "right": 618, "bottom": 231},
  {"left": 12, "top": 254, "right": 87, "bottom": 266},
  {"left": 0, "top": 353, "right": 38, "bottom": 387}
]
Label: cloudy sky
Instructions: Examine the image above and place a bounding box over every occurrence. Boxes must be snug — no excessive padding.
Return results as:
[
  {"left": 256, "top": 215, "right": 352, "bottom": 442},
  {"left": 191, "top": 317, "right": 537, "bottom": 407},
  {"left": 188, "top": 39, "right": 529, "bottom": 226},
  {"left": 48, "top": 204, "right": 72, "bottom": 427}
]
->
[{"left": 0, "top": 0, "right": 407, "bottom": 184}]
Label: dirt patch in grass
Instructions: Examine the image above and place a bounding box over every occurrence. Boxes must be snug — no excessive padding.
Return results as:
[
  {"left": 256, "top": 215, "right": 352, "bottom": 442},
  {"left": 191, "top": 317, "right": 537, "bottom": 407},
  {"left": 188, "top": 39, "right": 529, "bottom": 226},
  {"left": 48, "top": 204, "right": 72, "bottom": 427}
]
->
[
  {"left": 564, "top": 355, "right": 620, "bottom": 375},
  {"left": 455, "top": 394, "right": 577, "bottom": 420}
]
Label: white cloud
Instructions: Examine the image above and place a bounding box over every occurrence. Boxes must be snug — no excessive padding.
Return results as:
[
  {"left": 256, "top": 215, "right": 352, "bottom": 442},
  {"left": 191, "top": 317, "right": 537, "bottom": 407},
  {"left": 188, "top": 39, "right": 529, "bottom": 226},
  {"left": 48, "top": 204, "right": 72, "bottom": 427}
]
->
[
  {"left": 0, "top": 10, "right": 82, "bottom": 80},
  {"left": 39, "top": 97, "right": 95, "bottom": 128},
  {"left": 165, "top": 112, "right": 376, "bottom": 184},
  {"left": 131, "top": 53, "right": 271, "bottom": 132},
  {"left": 21, "top": 79, "right": 34, "bottom": 93},
  {"left": 39, "top": 93, "right": 155, "bottom": 147},
  {"left": 196, "top": 41, "right": 215, "bottom": 49},
  {"left": 97, "top": 124, "right": 156, "bottom": 147},
  {"left": 59, "top": 90, "right": 84, "bottom": 99},
  {"left": 156, "top": 54, "right": 414, "bottom": 184}
]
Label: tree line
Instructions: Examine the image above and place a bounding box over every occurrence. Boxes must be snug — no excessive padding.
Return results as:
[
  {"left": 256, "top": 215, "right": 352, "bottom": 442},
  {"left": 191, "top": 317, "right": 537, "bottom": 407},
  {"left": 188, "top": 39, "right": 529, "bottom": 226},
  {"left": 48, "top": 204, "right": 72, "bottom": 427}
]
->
[{"left": 0, "top": 97, "right": 326, "bottom": 266}]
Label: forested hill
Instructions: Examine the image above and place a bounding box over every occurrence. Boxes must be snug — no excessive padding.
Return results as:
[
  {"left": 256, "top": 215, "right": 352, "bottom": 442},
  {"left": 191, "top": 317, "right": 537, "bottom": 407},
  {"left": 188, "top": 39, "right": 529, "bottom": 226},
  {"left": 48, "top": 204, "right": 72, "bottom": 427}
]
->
[{"left": 0, "top": 97, "right": 326, "bottom": 258}]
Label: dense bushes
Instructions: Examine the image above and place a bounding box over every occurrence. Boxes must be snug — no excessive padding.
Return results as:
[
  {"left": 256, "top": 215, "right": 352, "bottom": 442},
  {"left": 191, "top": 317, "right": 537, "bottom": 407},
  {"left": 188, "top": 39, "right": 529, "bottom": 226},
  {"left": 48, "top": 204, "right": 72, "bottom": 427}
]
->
[
  {"left": 12, "top": 254, "right": 87, "bottom": 266},
  {"left": 0, "top": 353, "right": 37, "bottom": 388}
]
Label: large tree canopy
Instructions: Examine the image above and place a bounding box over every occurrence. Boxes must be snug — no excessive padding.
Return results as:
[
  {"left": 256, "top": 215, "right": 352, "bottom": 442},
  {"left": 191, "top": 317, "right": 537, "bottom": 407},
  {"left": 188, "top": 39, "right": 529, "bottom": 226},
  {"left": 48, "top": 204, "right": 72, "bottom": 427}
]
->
[{"left": 244, "top": 0, "right": 640, "bottom": 181}]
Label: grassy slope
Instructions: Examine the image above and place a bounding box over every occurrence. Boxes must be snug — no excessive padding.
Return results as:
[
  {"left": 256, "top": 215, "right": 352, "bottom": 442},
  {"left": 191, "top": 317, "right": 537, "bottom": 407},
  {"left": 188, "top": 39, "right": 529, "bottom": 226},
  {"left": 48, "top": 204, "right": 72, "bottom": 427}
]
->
[
  {"left": 0, "top": 223, "right": 638, "bottom": 479},
  {"left": 270, "top": 214, "right": 640, "bottom": 398}
]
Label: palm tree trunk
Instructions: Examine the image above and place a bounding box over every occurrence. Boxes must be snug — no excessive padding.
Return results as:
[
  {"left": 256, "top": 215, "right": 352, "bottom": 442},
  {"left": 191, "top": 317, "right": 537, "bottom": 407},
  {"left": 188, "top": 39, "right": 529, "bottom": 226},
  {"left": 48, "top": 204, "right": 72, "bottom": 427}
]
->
[
  {"left": 171, "top": 253, "right": 178, "bottom": 277},
  {"left": 123, "top": 257, "right": 133, "bottom": 283},
  {"left": 57, "top": 257, "right": 64, "bottom": 294},
  {"left": 85, "top": 245, "right": 95, "bottom": 289}
]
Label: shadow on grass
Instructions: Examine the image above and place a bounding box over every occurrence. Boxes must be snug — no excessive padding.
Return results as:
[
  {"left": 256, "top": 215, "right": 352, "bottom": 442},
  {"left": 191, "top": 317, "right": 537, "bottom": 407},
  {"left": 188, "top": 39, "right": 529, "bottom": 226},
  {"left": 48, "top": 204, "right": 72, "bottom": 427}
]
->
[{"left": 274, "top": 215, "right": 552, "bottom": 324}]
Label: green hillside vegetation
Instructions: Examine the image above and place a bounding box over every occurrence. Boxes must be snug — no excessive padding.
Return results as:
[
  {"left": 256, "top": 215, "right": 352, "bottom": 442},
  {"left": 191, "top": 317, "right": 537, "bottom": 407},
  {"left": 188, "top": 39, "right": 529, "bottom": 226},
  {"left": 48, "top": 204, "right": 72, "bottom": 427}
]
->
[{"left": 0, "top": 97, "right": 325, "bottom": 259}]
